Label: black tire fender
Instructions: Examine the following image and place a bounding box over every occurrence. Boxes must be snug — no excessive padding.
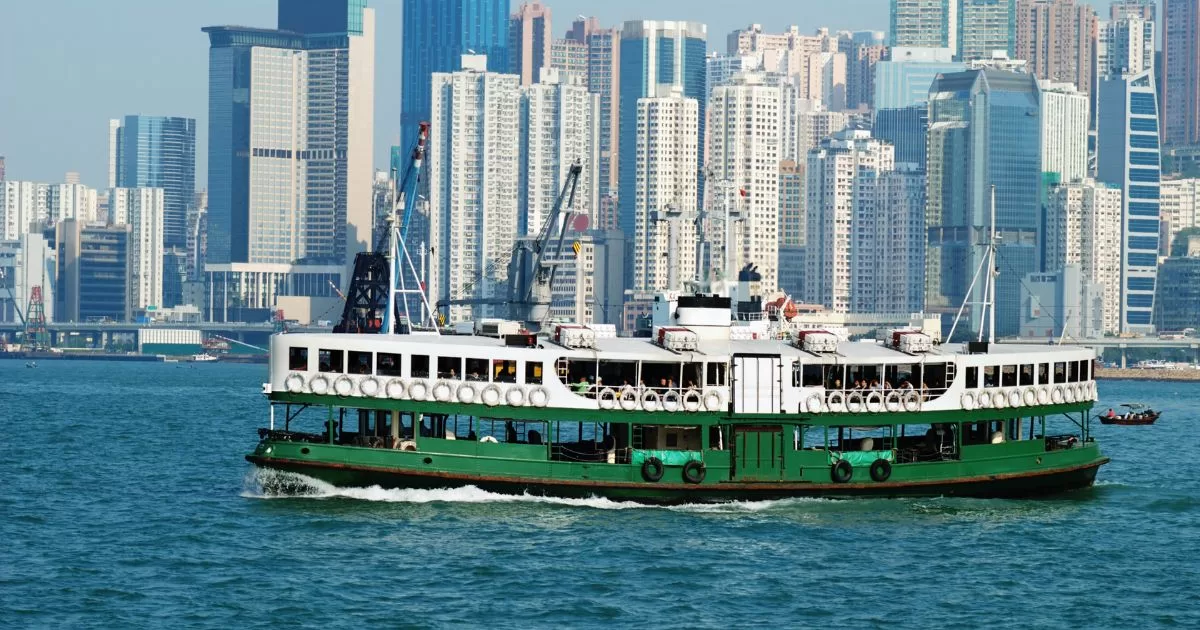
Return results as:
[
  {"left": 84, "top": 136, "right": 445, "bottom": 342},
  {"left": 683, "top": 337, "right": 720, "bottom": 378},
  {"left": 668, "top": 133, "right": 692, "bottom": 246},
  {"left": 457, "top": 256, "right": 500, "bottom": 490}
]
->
[
  {"left": 682, "top": 460, "right": 706, "bottom": 484},
  {"left": 641, "top": 457, "right": 665, "bottom": 482},
  {"left": 869, "top": 458, "right": 892, "bottom": 482},
  {"left": 831, "top": 459, "right": 853, "bottom": 483}
]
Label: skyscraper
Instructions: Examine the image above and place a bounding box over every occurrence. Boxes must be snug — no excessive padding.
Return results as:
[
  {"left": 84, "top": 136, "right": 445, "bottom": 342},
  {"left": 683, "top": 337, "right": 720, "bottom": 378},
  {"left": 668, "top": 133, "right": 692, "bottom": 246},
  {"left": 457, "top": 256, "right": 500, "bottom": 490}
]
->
[
  {"left": 874, "top": 105, "right": 930, "bottom": 167},
  {"left": 890, "top": 0, "right": 959, "bottom": 53},
  {"left": 1110, "top": 0, "right": 1155, "bottom": 21},
  {"left": 778, "top": 159, "right": 806, "bottom": 299},
  {"left": 110, "top": 187, "right": 165, "bottom": 312},
  {"left": 1015, "top": 0, "right": 1097, "bottom": 94},
  {"left": 509, "top": 2, "right": 551, "bottom": 86},
  {"left": 1097, "top": 69, "right": 1161, "bottom": 333},
  {"left": 112, "top": 115, "right": 196, "bottom": 250},
  {"left": 1, "top": 180, "right": 48, "bottom": 240},
  {"left": 1164, "top": 0, "right": 1200, "bottom": 146},
  {"left": 1097, "top": 12, "right": 1154, "bottom": 79},
  {"left": 873, "top": 47, "right": 965, "bottom": 110},
  {"left": 400, "top": 0, "right": 509, "bottom": 151},
  {"left": 1040, "top": 81, "right": 1089, "bottom": 184},
  {"left": 927, "top": 68, "right": 1042, "bottom": 336},
  {"left": 959, "top": 0, "right": 1017, "bottom": 62},
  {"left": 1159, "top": 177, "right": 1200, "bottom": 255},
  {"left": 203, "top": 0, "right": 374, "bottom": 317},
  {"left": 1045, "top": 179, "right": 1123, "bottom": 334}
]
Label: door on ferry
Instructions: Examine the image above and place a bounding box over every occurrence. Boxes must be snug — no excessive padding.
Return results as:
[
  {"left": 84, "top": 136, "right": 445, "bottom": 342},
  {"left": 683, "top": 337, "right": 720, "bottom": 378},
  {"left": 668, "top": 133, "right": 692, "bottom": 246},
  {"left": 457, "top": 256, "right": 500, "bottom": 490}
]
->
[
  {"left": 733, "top": 425, "right": 783, "bottom": 481},
  {"left": 731, "top": 354, "right": 783, "bottom": 414}
]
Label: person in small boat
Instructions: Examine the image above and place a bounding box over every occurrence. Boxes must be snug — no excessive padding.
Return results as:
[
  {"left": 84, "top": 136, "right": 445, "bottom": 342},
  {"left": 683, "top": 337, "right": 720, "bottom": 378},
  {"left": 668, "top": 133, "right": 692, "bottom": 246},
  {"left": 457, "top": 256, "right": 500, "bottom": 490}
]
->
[{"left": 1106, "top": 408, "right": 1116, "bottom": 419}]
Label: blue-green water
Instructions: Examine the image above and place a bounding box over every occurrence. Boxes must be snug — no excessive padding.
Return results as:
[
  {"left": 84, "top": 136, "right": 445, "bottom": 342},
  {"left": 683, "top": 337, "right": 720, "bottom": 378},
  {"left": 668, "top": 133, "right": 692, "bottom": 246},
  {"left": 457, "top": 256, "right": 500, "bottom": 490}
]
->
[{"left": 2, "top": 360, "right": 1199, "bottom": 628}]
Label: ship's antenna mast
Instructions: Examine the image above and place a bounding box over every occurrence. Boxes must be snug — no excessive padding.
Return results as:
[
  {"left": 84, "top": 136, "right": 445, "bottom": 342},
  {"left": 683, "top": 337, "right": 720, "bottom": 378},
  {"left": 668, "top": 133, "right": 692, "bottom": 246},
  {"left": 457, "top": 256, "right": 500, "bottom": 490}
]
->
[{"left": 947, "top": 185, "right": 1000, "bottom": 344}]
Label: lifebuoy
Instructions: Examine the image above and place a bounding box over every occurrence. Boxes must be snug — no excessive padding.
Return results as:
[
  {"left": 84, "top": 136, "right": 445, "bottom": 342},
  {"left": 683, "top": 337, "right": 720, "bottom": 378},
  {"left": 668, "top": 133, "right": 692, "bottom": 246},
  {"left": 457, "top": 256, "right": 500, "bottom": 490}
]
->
[
  {"left": 1051, "top": 385, "right": 1065, "bottom": 404},
  {"left": 457, "top": 382, "right": 477, "bottom": 404},
  {"left": 994, "top": 388, "right": 1009, "bottom": 409},
  {"left": 827, "top": 391, "right": 846, "bottom": 412},
  {"left": 598, "top": 387, "right": 617, "bottom": 410},
  {"left": 433, "top": 380, "right": 454, "bottom": 402},
  {"left": 309, "top": 374, "right": 329, "bottom": 395},
  {"left": 528, "top": 386, "right": 549, "bottom": 408},
  {"left": 865, "top": 390, "right": 884, "bottom": 413},
  {"left": 333, "top": 375, "right": 354, "bottom": 397},
  {"left": 806, "top": 393, "right": 824, "bottom": 414},
  {"left": 641, "top": 390, "right": 661, "bottom": 412},
  {"left": 903, "top": 390, "right": 921, "bottom": 413},
  {"left": 703, "top": 390, "right": 723, "bottom": 412},
  {"left": 1075, "top": 384, "right": 1087, "bottom": 401},
  {"left": 1037, "top": 386, "right": 1050, "bottom": 405},
  {"left": 641, "top": 457, "right": 665, "bottom": 482},
  {"left": 619, "top": 386, "right": 639, "bottom": 411},
  {"left": 884, "top": 391, "right": 902, "bottom": 413},
  {"left": 846, "top": 391, "right": 864, "bottom": 413},
  {"left": 481, "top": 384, "right": 502, "bottom": 406},
  {"left": 408, "top": 380, "right": 428, "bottom": 401},
  {"left": 662, "top": 390, "right": 681, "bottom": 413},
  {"left": 479, "top": 435, "right": 499, "bottom": 443},
  {"left": 1008, "top": 389, "right": 1022, "bottom": 408},
  {"left": 682, "top": 460, "right": 705, "bottom": 484},
  {"left": 505, "top": 386, "right": 525, "bottom": 407},
  {"left": 385, "top": 378, "right": 406, "bottom": 400},
  {"left": 831, "top": 459, "right": 853, "bottom": 483},
  {"left": 977, "top": 390, "right": 992, "bottom": 409},
  {"left": 1065, "top": 386, "right": 1077, "bottom": 403},
  {"left": 285, "top": 372, "right": 305, "bottom": 393},
  {"left": 869, "top": 458, "right": 892, "bottom": 482},
  {"left": 1023, "top": 387, "right": 1037, "bottom": 406},
  {"left": 682, "top": 389, "right": 702, "bottom": 412},
  {"left": 961, "top": 391, "right": 977, "bottom": 411},
  {"left": 400, "top": 440, "right": 417, "bottom": 451},
  {"left": 359, "top": 376, "right": 380, "bottom": 397}
]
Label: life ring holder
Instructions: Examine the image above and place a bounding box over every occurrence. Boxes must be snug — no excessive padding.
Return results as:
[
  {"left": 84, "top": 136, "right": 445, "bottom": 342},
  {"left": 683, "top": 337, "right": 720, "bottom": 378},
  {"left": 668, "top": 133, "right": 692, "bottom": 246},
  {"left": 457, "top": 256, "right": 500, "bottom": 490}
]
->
[
  {"left": 457, "top": 382, "right": 477, "bottom": 404},
  {"left": 285, "top": 372, "right": 306, "bottom": 393},
  {"left": 619, "top": 386, "right": 639, "bottom": 411},
  {"left": 359, "top": 376, "right": 381, "bottom": 398},
  {"left": 432, "top": 380, "right": 454, "bottom": 403},
  {"left": 641, "top": 390, "right": 661, "bottom": 412},
  {"left": 528, "top": 386, "right": 550, "bottom": 408},
  {"left": 703, "top": 390, "right": 724, "bottom": 412},
  {"left": 806, "top": 393, "right": 824, "bottom": 414},
  {"left": 481, "top": 384, "right": 502, "bottom": 407},
  {"left": 661, "top": 390, "right": 681, "bottom": 413},
  {"left": 682, "top": 389, "right": 703, "bottom": 412},
  {"left": 308, "top": 374, "right": 330, "bottom": 395},
  {"left": 598, "top": 387, "right": 618, "bottom": 410},
  {"left": 826, "top": 390, "right": 846, "bottom": 412},
  {"left": 884, "top": 391, "right": 902, "bottom": 413},
  {"left": 903, "top": 390, "right": 922, "bottom": 413},
  {"left": 505, "top": 386, "right": 526, "bottom": 407},
  {"left": 846, "top": 391, "right": 864, "bottom": 413}
]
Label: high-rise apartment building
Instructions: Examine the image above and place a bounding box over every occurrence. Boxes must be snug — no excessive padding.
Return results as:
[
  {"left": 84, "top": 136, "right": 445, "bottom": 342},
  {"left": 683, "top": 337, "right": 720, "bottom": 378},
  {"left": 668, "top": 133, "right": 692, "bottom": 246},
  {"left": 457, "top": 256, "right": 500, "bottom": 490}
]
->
[
  {"left": 429, "top": 56, "right": 521, "bottom": 323},
  {"left": 890, "top": 0, "right": 958, "bottom": 53},
  {"left": 1, "top": 180, "right": 49, "bottom": 240},
  {"left": 794, "top": 104, "right": 852, "bottom": 160},
  {"left": 107, "top": 120, "right": 120, "bottom": 189},
  {"left": 1111, "top": 0, "right": 1155, "bottom": 21},
  {"left": 202, "top": 1, "right": 374, "bottom": 317},
  {"left": 708, "top": 74, "right": 784, "bottom": 292},
  {"left": 1097, "top": 13, "right": 1154, "bottom": 79},
  {"left": 1096, "top": 69, "right": 1162, "bottom": 333},
  {"left": 400, "top": 0, "right": 509, "bottom": 151},
  {"left": 509, "top": 2, "right": 552, "bottom": 86},
  {"left": 112, "top": 115, "right": 196, "bottom": 250},
  {"left": 47, "top": 183, "right": 98, "bottom": 224},
  {"left": 1040, "top": 81, "right": 1090, "bottom": 184},
  {"left": 778, "top": 159, "right": 806, "bottom": 299},
  {"left": 927, "top": 68, "right": 1042, "bottom": 336},
  {"left": 1164, "top": 0, "right": 1200, "bottom": 146},
  {"left": 860, "top": 166, "right": 927, "bottom": 315},
  {"left": 110, "top": 187, "right": 165, "bottom": 312},
  {"left": 1159, "top": 177, "right": 1200, "bottom": 255},
  {"left": 632, "top": 87, "right": 700, "bottom": 292},
  {"left": 1015, "top": 0, "right": 1096, "bottom": 95},
  {"left": 842, "top": 37, "right": 888, "bottom": 110},
  {"left": 1045, "top": 179, "right": 1123, "bottom": 334},
  {"left": 959, "top": 0, "right": 1017, "bottom": 62}
]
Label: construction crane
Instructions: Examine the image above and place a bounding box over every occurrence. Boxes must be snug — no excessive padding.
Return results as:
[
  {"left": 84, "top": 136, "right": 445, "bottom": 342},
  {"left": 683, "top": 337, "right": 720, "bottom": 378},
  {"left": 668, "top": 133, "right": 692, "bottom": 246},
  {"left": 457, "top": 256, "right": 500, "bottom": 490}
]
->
[{"left": 436, "top": 163, "right": 583, "bottom": 331}]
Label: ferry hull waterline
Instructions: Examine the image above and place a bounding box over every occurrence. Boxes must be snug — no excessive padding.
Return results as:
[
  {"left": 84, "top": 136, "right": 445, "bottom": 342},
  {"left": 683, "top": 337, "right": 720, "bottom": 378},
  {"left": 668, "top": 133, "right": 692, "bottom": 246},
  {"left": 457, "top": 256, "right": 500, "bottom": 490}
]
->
[{"left": 248, "top": 294, "right": 1110, "bottom": 505}]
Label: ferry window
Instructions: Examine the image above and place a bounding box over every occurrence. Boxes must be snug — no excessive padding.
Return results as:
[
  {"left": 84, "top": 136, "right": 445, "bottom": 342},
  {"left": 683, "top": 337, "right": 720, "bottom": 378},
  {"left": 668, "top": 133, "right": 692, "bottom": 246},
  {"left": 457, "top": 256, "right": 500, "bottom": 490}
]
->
[
  {"left": 411, "top": 355, "right": 430, "bottom": 378},
  {"left": 1001, "top": 365, "right": 1017, "bottom": 387},
  {"left": 377, "top": 353, "right": 402, "bottom": 377},
  {"left": 348, "top": 351, "right": 372, "bottom": 375},
  {"left": 1053, "top": 362, "right": 1066, "bottom": 383},
  {"left": 566, "top": 359, "right": 599, "bottom": 387},
  {"left": 922, "top": 364, "right": 948, "bottom": 392},
  {"left": 824, "top": 365, "right": 844, "bottom": 389},
  {"left": 1083, "top": 361, "right": 1091, "bottom": 381},
  {"left": 801, "top": 364, "right": 823, "bottom": 387},
  {"left": 706, "top": 363, "right": 727, "bottom": 386},
  {"left": 598, "top": 360, "right": 636, "bottom": 388},
  {"left": 966, "top": 366, "right": 979, "bottom": 389},
  {"left": 1068, "top": 361, "right": 1080, "bottom": 383},
  {"left": 642, "top": 362, "right": 682, "bottom": 389},
  {"left": 465, "top": 358, "right": 489, "bottom": 381},
  {"left": 1019, "top": 365, "right": 1034, "bottom": 386},
  {"left": 318, "top": 349, "right": 344, "bottom": 373},
  {"left": 288, "top": 347, "right": 308, "bottom": 371},
  {"left": 437, "top": 357, "right": 461, "bottom": 379},
  {"left": 848, "top": 364, "right": 880, "bottom": 387},
  {"left": 683, "top": 363, "right": 702, "bottom": 389},
  {"left": 525, "top": 361, "right": 543, "bottom": 384},
  {"left": 983, "top": 365, "right": 997, "bottom": 387},
  {"left": 493, "top": 359, "right": 518, "bottom": 383},
  {"left": 1038, "top": 363, "right": 1049, "bottom": 385}
]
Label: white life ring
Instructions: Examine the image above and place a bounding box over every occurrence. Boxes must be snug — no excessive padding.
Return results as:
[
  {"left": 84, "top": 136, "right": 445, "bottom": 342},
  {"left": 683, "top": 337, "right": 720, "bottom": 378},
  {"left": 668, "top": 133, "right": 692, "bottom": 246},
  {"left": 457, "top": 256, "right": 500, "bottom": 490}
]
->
[
  {"left": 1037, "top": 386, "right": 1050, "bottom": 405},
  {"left": 619, "top": 386, "right": 639, "bottom": 411},
  {"left": 1023, "top": 387, "right": 1037, "bottom": 406},
  {"left": 359, "top": 376, "right": 381, "bottom": 397},
  {"left": 1065, "top": 385, "right": 1077, "bottom": 403},
  {"left": 433, "top": 380, "right": 454, "bottom": 403},
  {"left": 846, "top": 391, "right": 864, "bottom": 413},
  {"left": 903, "top": 390, "right": 922, "bottom": 413},
  {"left": 642, "top": 390, "right": 661, "bottom": 412},
  {"left": 806, "top": 393, "right": 824, "bottom": 414},
  {"left": 528, "top": 386, "right": 549, "bottom": 408},
  {"left": 385, "top": 378, "right": 407, "bottom": 400},
  {"left": 308, "top": 374, "right": 329, "bottom": 395},
  {"left": 683, "top": 389, "right": 703, "bottom": 412},
  {"left": 1008, "top": 389, "right": 1023, "bottom": 408},
  {"left": 1076, "top": 384, "right": 1088, "bottom": 401},
  {"left": 994, "top": 388, "right": 1008, "bottom": 409},
  {"left": 884, "top": 391, "right": 902, "bottom": 413},
  {"left": 977, "top": 390, "right": 992, "bottom": 409},
  {"left": 865, "top": 391, "right": 884, "bottom": 413},
  {"left": 1088, "top": 381, "right": 1097, "bottom": 399},
  {"left": 481, "top": 384, "right": 502, "bottom": 407},
  {"left": 661, "top": 390, "right": 681, "bottom": 413},
  {"left": 961, "top": 391, "right": 977, "bottom": 411},
  {"left": 506, "top": 386, "right": 526, "bottom": 407},
  {"left": 408, "top": 379, "right": 428, "bottom": 401},
  {"left": 598, "top": 387, "right": 617, "bottom": 410},
  {"left": 285, "top": 372, "right": 306, "bottom": 393},
  {"left": 457, "top": 382, "right": 477, "bottom": 404},
  {"left": 827, "top": 391, "right": 846, "bottom": 412},
  {"left": 479, "top": 435, "right": 499, "bottom": 443},
  {"left": 399, "top": 440, "right": 417, "bottom": 451},
  {"left": 703, "top": 390, "right": 724, "bottom": 412},
  {"left": 333, "top": 375, "right": 354, "bottom": 397},
  {"left": 1051, "top": 385, "right": 1065, "bottom": 404}
]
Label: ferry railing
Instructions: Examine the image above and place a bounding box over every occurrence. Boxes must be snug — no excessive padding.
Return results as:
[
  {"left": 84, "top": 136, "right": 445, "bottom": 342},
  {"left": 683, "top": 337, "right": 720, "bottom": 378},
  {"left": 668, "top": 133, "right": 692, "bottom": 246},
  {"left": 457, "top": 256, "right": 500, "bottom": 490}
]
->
[
  {"left": 550, "top": 443, "right": 629, "bottom": 464},
  {"left": 571, "top": 383, "right": 706, "bottom": 402}
]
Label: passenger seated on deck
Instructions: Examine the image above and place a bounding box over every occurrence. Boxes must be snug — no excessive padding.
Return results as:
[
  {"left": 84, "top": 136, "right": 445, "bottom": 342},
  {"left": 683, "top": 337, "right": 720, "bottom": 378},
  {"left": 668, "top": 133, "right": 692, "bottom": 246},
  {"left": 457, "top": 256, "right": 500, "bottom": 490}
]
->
[
  {"left": 1106, "top": 408, "right": 1116, "bottom": 419},
  {"left": 572, "top": 377, "right": 590, "bottom": 394},
  {"left": 528, "top": 430, "right": 543, "bottom": 445},
  {"left": 505, "top": 421, "right": 518, "bottom": 443}
]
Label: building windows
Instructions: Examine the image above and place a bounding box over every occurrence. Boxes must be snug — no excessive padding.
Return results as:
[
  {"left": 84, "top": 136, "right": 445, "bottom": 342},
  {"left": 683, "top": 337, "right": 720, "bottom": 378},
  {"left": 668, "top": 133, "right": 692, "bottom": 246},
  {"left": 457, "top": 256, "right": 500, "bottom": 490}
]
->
[
  {"left": 1129, "top": 219, "right": 1159, "bottom": 233},
  {"left": 1127, "top": 253, "right": 1157, "bottom": 267},
  {"left": 1130, "top": 118, "right": 1158, "bottom": 132},
  {"left": 1129, "top": 135, "right": 1158, "bottom": 149},
  {"left": 1128, "top": 236, "right": 1159, "bottom": 250},
  {"left": 1129, "top": 168, "right": 1160, "bottom": 183},
  {"left": 1127, "top": 310, "right": 1152, "bottom": 325},
  {"left": 1128, "top": 201, "right": 1159, "bottom": 216},
  {"left": 1130, "top": 93, "right": 1157, "bottom": 115},
  {"left": 1128, "top": 186, "right": 1159, "bottom": 199},
  {"left": 1127, "top": 277, "right": 1155, "bottom": 291},
  {"left": 1129, "top": 151, "right": 1160, "bottom": 166}
]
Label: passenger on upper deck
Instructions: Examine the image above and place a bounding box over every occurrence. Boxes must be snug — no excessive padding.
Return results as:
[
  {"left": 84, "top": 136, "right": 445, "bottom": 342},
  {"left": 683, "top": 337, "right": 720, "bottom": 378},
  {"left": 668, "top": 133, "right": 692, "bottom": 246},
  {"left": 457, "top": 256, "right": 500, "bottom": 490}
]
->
[{"left": 573, "top": 377, "right": 591, "bottom": 395}]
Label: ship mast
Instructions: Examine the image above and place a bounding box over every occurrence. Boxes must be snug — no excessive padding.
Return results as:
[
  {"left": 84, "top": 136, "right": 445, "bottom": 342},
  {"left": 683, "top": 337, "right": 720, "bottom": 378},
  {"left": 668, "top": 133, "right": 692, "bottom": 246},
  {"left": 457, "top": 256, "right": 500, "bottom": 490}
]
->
[{"left": 947, "top": 185, "right": 1000, "bottom": 344}]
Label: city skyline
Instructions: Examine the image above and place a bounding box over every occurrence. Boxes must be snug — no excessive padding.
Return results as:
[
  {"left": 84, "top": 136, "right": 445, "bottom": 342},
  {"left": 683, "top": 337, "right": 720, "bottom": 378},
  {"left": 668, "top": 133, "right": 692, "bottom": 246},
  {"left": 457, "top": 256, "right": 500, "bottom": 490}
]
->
[{"left": 2, "top": 0, "right": 1123, "bottom": 189}]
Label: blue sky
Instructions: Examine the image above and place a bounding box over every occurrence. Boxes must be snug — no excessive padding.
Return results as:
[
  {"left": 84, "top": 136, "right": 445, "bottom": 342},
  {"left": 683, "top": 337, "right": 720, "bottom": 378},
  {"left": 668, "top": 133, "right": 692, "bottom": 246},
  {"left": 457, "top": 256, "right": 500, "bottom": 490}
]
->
[{"left": 0, "top": 0, "right": 1123, "bottom": 189}]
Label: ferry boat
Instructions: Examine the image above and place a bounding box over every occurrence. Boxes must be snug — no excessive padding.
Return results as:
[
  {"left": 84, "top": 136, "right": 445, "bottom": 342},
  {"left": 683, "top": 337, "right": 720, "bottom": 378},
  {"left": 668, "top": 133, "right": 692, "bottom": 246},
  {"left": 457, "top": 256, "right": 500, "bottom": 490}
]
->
[{"left": 247, "top": 294, "right": 1108, "bottom": 503}]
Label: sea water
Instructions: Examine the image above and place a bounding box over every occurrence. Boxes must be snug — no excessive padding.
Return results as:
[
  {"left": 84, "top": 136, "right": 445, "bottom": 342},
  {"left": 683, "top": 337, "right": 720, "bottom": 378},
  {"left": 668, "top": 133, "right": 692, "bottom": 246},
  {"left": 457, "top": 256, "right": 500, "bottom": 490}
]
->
[{"left": 2, "top": 360, "right": 1199, "bottom": 628}]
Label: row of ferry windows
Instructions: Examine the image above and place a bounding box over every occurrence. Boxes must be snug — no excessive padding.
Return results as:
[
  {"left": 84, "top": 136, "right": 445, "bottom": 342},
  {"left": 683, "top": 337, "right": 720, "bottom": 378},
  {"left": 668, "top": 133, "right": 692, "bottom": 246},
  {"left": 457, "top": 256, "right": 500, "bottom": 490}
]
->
[
  {"left": 963, "top": 361, "right": 1091, "bottom": 389},
  {"left": 289, "top": 347, "right": 545, "bottom": 384}
]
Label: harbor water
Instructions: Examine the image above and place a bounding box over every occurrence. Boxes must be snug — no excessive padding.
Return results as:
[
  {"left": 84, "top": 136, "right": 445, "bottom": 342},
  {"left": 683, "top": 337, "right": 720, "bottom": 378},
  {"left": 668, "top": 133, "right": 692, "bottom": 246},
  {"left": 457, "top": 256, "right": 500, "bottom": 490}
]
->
[{"left": 2, "top": 360, "right": 1199, "bottom": 628}]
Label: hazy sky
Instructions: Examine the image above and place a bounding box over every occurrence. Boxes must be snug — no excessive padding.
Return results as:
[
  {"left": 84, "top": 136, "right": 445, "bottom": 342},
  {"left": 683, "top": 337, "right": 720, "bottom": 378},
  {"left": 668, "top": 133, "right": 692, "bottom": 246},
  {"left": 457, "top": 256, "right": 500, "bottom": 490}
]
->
[{"left": 0, "top": 0, "right": 1123, "bottom": 189}]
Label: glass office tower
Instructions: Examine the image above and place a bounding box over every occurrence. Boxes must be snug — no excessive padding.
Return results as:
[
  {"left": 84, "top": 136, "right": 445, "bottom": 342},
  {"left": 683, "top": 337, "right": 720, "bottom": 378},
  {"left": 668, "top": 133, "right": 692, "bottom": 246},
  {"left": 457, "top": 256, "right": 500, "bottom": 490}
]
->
[{"left": 114, "top": 116, "right": 196, "bottom": 251}]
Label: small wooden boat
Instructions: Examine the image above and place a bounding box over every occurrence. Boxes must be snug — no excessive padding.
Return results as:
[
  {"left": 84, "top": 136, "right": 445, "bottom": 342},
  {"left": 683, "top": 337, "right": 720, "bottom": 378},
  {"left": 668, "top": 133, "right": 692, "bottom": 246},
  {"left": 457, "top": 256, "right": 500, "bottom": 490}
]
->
[
  {"left": 1098, "top": 403, "right": 1159, "bottom": 426},
  {"left": 25, "top": 361, "right": 37, "bottom": 368}
]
